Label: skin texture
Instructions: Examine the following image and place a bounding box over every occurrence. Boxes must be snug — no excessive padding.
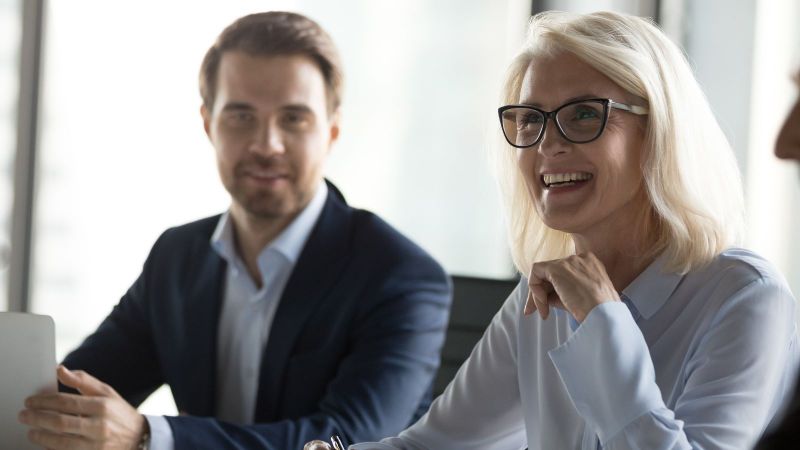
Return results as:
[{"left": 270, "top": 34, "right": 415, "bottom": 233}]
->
[
  {"left": 20, "top": 52, "right": 340, "bottom": 449},
  {"left": 202, "top": 52, "right": 339, "bottom": 285},
  {"left": 775, "top": 87, "right": 800, "bottom": 162},
  {"left": 514, "top": 52, "right": 654, "bottom": 322},
  {"left": 19, "top": 366, "right": 146, "bottom": 449},
  {"left": 304, "top": 440, "right": 333, "bottom": 450}
]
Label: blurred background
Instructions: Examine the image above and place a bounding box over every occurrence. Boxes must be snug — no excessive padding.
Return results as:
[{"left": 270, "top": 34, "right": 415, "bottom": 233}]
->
[{"left": 1, "top": 0, "right": 798, "bottom": 414}]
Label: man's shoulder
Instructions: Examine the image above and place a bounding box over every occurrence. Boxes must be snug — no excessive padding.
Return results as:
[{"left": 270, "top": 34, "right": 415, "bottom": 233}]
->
[
  {"left": 343, "top": 207, "right": 442, "bottom": 270},
  {"left": 320, "top": 181, "right": 420, "bottom": 256},
  {"left": 150, "top": 214, "right": 222, "bottom": 253}
]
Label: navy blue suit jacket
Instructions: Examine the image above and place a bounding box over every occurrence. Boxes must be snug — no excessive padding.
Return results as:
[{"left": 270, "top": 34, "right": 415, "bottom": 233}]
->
[{"left": 63, "top": 182, "right": 452, "bottom": 449}]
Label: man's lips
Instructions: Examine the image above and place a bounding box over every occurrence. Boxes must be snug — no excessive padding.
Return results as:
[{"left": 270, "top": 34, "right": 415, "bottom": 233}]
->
[
  {"left": 238, "top": 165, "right": 291, "bottom": 180},
  {"left": 244, "top": 171, "right": 288, "bottom": 179}
]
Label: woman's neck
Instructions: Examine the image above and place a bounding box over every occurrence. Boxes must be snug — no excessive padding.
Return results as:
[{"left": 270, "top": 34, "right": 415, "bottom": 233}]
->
[{"left": 572, "top": 224, "right": 657, "bottom": 292}]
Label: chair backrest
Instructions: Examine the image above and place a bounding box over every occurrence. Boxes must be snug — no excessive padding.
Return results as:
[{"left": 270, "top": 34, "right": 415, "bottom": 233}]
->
[{"left": 433, "top": 275, "right": 519, "bottom": 396}]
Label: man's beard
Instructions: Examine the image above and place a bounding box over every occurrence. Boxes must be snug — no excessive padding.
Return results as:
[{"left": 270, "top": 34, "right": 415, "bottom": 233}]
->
[
  {"left": 234, "top": 185, "right": 300, "bottom": 219},
  {"left": 228, "top": 156, "right": 301, "bottom": 219}
]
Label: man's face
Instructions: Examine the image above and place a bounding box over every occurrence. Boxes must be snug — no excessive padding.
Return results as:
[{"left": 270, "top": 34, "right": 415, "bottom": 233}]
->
[
  {"left": 776, "top": 92, "right": 800, "bottom": 163},
  {"left": 202, "top": 52, "right": 339, "bottom": 222}
]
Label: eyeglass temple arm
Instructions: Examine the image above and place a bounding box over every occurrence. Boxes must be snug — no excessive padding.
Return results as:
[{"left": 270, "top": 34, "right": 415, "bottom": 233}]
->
[{"left": 608, "top": 100, "right": 649, "bottom": 115}]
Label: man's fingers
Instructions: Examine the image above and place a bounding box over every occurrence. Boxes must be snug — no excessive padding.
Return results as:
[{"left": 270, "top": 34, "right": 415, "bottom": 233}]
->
[
  {"left": 304, "top": 440, "right": 333, "bottom": 450},
  {"left": 19, "top": 409, "right": 97, "bottom": 436},
  {"left": 28, "top": 427, "right": 93, "bottom": 449},
  {"left": 24, "top": 393, "right": 105, "bottom": 416},
  {"left": 57, "top": 366, "right": 114, "bottom": 397}
]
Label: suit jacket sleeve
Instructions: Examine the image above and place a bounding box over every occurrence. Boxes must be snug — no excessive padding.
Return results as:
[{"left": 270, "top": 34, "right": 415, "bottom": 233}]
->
[
  {"left": 165, "top": 243, "right": 452, "bottom": 449},
  {"left": 61, "top": 232, "right": 166, "bottom": 406}
]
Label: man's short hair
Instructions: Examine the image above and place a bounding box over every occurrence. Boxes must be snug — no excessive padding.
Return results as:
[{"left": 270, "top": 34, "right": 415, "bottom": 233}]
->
[{"left": 199, "top": 11, "right": 343, "bottom": 114}]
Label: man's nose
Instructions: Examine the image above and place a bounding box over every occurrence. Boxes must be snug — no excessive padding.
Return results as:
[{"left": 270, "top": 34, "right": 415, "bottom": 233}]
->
[
  {"left": 775, "top": 101, "right": 800, "bottom": 162},
  {"left": 249, "top": 121, "right": 285, "bottom": 155}
]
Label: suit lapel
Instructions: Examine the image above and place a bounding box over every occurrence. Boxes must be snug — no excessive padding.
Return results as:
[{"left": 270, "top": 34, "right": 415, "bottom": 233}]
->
[
  {"left": 181, "top": 233, "right": 226, "bottom": 417},
  {"left": 254, "top": 183, "right": 352, "bottom": 421}
]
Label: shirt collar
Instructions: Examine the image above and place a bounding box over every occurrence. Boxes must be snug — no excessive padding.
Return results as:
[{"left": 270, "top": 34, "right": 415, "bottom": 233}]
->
[
  {"left": 211, "top": 212, "right": 240, "bottom": 272},
  {"left": 620, "top": 251, "right": 684, "bottom": 320},
  {"left": 269, "top": 181, "right": 328, "bottom": 264},
  {"left": 210, "top": 181, "right": 328, "bottom": 269}
]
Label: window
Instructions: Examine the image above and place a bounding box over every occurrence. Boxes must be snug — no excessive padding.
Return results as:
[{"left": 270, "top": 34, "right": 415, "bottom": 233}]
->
[
  {"left": 0, "top": 0, "right": 22, "bottom": 311},
  {"left": 30, "top": 0, "right": 528, "bottom": 413}
]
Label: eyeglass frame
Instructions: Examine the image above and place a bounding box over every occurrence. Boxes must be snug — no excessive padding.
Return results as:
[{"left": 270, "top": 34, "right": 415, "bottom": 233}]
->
[{"left": 497, "top": 98, "right": 649, "bottom": 148}]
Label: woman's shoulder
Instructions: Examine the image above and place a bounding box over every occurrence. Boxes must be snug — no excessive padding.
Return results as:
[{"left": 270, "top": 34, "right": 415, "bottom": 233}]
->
[
  {"left": 687, "top": 247, "right": 794, "bottom": 305},
  {"left": 707, "top": 247, "right": 787, "bottom": 285}
]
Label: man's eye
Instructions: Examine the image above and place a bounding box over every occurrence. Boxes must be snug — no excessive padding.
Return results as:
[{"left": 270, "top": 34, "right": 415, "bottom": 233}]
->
[
  {"left": 281, "top": 112, "right": 311, "bottom": 129},
  {"left": 225, "top": 112, "right": 255, "bottom": 126}
]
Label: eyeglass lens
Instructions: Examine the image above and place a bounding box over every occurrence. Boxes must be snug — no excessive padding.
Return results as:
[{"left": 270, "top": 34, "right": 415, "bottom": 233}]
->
[{"left": 500, "top": 101, "right": 606, "bottom": 147}]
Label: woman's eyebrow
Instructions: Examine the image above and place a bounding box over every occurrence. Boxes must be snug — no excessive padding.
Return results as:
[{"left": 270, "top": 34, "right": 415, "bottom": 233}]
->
[{"left": 521, "top": 94, "right": 603, "bottom": 108}]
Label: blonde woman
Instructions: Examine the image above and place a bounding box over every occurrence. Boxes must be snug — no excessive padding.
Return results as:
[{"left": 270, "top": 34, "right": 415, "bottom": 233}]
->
[{"left": 308, "top": 11, "right": 798, "bottom": 450}]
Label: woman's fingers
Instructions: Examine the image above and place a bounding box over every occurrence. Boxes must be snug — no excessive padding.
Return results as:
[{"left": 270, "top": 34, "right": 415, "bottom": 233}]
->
[
  {"left": 528, "top": 261, "right": 560, "bottom": 320},
  {"left": 524, "top": 290, "right": 537, "bottom": 316},
  {"left": 526, "top": 254, "right": 616, "bottom": 322},
  {"left": 530, "top": 283, "right": 551, "bottom": 319}
]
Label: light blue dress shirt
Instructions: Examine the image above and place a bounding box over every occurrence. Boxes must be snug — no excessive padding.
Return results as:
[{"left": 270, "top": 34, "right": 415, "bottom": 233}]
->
[
  {"left": 145, "top": 182, "right": 328, "bottom": 449},
  {"left": 353, "top": 248, "right": 799, "bottom": 450}
]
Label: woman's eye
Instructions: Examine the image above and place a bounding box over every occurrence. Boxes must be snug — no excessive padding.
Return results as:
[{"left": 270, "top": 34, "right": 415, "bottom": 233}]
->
[
  {"left": 574, "top": 107, "right": 600, "bottom": 120},
  {"left": 517, "top": 113, "right": 543, "bottom": 129}
]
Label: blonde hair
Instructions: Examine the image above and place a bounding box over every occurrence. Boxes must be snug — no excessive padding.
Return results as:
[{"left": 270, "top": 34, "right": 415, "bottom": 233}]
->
[{"left": 496, "top": 11, "right": 744, "bottom": 274}]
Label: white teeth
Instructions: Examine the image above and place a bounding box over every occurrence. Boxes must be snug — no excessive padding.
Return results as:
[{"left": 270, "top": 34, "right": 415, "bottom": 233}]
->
[{"left": 542, "top": 172, "right": 592, "bottom": 187}]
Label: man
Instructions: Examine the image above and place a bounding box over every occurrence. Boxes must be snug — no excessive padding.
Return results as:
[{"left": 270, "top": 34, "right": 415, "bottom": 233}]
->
[
  {"left": 754, "top": 74, "right": 800, "bottom": 449},
  {"left": 774, "top": 77, "right": 800, "bottom": 162},
  {"left": 18, "top": 12, "right": 451, "bottom": 450}
]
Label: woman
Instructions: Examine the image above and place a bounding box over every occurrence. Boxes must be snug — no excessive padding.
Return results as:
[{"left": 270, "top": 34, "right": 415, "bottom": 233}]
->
[{"left": 310, "top": 10, "right": 798, "bottom": 450}]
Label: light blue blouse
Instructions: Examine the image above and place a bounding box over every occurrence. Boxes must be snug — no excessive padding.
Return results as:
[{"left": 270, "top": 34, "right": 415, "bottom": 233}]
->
[{"left": 353, "top": 248, "right": 799, "bottom": 450}]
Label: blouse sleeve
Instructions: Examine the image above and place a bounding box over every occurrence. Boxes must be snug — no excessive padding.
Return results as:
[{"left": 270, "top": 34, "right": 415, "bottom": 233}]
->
[
  {"left": 351, "top": 282, "right": 529, "bottom": 450},
  {"left": 548, "top": 276, "right": 797, "bottom": 450}
]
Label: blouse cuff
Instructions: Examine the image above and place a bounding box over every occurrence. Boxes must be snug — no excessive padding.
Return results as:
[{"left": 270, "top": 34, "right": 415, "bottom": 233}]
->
[{"left": 547, "top": 302, "right": 664, "bottom": 443}]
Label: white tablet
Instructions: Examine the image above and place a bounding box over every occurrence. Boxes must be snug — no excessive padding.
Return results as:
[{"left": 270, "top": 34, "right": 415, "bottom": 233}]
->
[{"left": 0, "top": 312, "right": 57, "bottom": 449}]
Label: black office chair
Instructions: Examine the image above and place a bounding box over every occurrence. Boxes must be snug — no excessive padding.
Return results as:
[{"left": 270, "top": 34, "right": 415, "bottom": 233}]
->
[{"left": 433, "top": 275, "right": 519, "bottom": 396}]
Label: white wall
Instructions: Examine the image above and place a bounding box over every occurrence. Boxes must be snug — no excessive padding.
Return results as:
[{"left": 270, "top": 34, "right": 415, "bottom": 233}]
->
[
  {"left": 30, "top": 0, "right": 530, "bottom": 414},
  {"left": 681, "top": 0, "right": 800, "bottom": 298}
]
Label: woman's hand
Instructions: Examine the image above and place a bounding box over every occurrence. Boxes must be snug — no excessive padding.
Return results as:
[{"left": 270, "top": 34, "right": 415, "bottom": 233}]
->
[{"left": 525, "top": 252, "right": 619, "bottom": 322}]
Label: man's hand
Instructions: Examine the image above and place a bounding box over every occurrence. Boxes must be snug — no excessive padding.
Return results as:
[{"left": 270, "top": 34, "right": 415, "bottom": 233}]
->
[
  {"left": 525, "top": 252, "right": 619, "bottom": 322},
  {"left": 304, "top": 440, "right": 333, "bottom": 450},
  {"left": 18, "top": 365, "right": 147, "bottom": 449}
]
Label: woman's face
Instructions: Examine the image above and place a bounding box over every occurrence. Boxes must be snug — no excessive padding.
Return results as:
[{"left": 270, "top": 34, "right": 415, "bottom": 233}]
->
[{"left": 516, "top": 52, "right": 648, "bottom": 237}]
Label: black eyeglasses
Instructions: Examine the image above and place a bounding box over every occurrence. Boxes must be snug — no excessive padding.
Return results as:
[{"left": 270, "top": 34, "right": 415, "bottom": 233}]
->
[{"left": 498, "top": 98, "right": 649, "bottom": 148}]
